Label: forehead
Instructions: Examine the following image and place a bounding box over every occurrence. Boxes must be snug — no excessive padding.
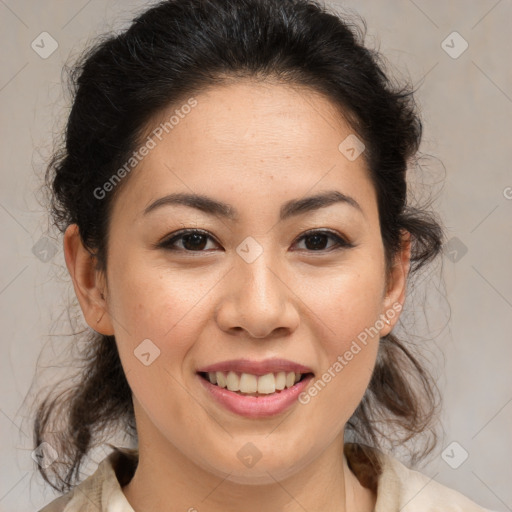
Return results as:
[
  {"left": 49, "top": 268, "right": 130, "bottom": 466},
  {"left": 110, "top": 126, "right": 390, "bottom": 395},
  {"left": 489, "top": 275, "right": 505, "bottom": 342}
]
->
[
  {"left": 111, "top": 80, "right": 377, "bottom": 223},
  {"left": 158, "top": 80, "right": 353, "bottom": 154}
]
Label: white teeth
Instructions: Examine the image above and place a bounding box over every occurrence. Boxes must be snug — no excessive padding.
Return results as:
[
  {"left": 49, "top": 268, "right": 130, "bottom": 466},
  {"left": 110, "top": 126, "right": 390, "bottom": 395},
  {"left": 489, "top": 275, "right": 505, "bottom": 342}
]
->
[
  {"left": 206, "top": 371, "right": 305, "bottom": 394},
  {"left": 216, "top": 371, "right": 226, "bottom": 388},
  {"left": 275, "top": 371, "right": 286, "bottom": 390},
  {"left": 226, "top": 371, "right": 240, "bottom": 392},
  {"left": 239, "top": 373, "right": 258, "bottom": 393},
  {"left": 257, "top": 373, "right": 276, "bottom": 394}
]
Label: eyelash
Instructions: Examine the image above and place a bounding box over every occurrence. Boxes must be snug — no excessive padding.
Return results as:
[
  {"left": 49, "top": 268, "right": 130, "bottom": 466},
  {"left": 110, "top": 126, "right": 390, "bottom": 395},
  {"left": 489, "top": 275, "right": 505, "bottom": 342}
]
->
[{"left": 156, "top": 228, "right": 354, "bottom": 254}]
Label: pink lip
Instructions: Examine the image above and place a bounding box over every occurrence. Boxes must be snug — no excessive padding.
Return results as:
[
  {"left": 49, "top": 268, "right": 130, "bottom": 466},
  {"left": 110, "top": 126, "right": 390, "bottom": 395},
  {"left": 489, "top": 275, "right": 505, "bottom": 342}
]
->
[
  {"left": 197, "top": 373, "right": 314, "bottom": 418},
  {"left": 196, "top": 358, "right": 314, "bottom": 376}
]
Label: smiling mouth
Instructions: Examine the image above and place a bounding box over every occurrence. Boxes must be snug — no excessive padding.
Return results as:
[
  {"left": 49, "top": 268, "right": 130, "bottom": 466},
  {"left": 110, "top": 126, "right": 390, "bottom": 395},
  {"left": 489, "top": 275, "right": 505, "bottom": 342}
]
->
[{"left": 198, "top": 371, "right": 314, "bottom": 396}]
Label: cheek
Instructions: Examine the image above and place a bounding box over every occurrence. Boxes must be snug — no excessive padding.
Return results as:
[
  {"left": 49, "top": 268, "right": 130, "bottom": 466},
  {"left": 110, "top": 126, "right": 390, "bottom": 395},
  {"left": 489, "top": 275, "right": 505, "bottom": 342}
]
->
[
  {"left": 106, "top": 257, "right": 217, "bottom": 386},
  {"left": 107, "top": 262, "right": 210, "bottom": 429},
  {"left": 109, "top": 254, "right": 212, "bottom": 335},
  {"left": 297, "top": 263, "right": 384, "bottom": 413},
  {"left": 295, "top": 260, "right": 386, "bottom": 344}
]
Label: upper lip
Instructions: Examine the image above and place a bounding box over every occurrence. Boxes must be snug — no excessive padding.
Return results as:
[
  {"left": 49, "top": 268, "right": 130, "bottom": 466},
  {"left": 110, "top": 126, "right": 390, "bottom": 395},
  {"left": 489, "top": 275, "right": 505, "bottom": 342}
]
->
[{"left": 196, "top": 358, "right": 314, "bottom": 376}]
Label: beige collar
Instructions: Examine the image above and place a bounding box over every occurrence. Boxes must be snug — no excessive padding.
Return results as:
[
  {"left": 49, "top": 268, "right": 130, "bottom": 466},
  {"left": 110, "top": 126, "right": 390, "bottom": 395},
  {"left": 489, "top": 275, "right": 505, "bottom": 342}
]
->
[{"left": 39, "top": 443, "right": 491, "bottom": 512}]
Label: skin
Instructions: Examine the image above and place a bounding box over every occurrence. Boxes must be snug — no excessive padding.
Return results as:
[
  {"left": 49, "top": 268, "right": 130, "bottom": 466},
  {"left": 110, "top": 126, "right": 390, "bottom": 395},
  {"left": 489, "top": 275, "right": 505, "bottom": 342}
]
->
[{"left": 64, "top": 79, "right": 411, "bottom": 512}]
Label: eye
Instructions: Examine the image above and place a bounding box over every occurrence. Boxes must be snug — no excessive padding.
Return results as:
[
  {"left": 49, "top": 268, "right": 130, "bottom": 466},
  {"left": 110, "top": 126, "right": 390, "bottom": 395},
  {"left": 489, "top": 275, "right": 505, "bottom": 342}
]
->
[
  {"left": 156, "top": 229, "right": 354, "bottom": 253},
  {"left": 157, "top": 229, "right": 219, "bottom": 252},
  {"left": 293, "top": 229, "right": 354, "bottom": 252}
]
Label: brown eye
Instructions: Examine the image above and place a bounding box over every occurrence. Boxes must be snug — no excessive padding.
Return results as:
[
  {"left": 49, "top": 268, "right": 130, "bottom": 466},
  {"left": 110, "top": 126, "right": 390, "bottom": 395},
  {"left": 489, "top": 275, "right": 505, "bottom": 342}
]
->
[
  {"left": 293, "top": 230, "right": 354, "bottom": 252},
  {"left": 158, "top": 229, "right": 219, "bottom": 252},
  {"left": 178, "top": 232, "right": 209, "bottom": 251}
]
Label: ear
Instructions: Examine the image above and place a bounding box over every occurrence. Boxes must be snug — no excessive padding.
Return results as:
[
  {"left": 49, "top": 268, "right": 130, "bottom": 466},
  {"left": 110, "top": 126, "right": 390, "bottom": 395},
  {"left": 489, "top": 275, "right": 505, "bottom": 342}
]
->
[
  {"left": 63, "top": 224, "right": 115, "bottom": 335},
  {"left": 379, "top": 229, "right": 411, "bottom": 337}
]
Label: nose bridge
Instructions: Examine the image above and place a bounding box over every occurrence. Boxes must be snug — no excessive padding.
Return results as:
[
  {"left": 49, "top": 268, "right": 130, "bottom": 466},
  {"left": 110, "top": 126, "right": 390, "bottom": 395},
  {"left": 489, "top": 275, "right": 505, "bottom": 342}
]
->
[
  {"left": 215, "top": 236, "right": 299, "bottom": 338},
  {"left": 236, "top": 238, "right": 284, "bottom": 310}
]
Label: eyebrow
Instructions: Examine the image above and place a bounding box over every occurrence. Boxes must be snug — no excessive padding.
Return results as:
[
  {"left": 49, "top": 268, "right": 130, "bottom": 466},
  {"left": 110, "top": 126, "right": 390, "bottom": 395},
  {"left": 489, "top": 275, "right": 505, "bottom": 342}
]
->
[{"left": 142, "top": 190, "right": 364, "bottom": 221}]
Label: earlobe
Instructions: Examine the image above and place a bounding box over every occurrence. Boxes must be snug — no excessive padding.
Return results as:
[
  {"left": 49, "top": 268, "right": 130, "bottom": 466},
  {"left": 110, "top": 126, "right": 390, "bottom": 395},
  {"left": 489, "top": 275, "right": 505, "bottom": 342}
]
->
[
  {"left": 380, "top": 229, "right": 412, "bottom": 336},
  {"left": 63, "top": 224, "right": 115, "bottom": 335}
]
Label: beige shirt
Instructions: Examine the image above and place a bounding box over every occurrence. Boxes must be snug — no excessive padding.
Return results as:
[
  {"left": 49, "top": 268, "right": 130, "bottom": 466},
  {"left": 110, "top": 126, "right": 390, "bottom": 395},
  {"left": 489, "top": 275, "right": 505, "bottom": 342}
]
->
[{"left": 38, "top": 444, "right": 493, "bottom": 512}]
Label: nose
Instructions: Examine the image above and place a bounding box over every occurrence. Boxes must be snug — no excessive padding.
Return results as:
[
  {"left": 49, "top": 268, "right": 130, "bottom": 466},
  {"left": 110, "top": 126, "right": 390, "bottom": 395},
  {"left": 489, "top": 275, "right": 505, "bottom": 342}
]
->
[{"left": 214, "top": 250, "right": 300, "bottom": 339}]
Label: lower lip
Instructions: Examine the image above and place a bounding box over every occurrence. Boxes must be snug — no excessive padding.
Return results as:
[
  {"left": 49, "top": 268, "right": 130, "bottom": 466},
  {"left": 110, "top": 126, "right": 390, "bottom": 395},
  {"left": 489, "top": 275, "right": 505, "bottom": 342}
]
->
[{"left": 197, "top": 373, "right": 314, "bottom": 418}]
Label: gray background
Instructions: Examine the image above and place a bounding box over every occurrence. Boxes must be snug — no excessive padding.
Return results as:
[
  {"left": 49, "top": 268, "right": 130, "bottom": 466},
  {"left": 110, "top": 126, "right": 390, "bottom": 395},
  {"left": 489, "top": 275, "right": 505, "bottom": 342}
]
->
[{"left": 0, "top": 1, "right": 511, "bottom": 511}]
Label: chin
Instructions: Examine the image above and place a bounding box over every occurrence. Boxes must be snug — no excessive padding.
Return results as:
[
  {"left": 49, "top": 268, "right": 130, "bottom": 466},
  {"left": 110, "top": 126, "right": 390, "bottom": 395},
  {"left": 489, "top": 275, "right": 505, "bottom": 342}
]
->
[{"left": 197, "top": 446, "right": 318, "bottom": 485}]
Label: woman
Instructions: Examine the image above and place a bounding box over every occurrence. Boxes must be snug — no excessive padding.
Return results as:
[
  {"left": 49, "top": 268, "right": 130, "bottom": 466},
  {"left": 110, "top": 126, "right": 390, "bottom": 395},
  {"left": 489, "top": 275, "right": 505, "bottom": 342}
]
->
[{"left": 34, "top": 0, "right": 493, "bottom": 510}]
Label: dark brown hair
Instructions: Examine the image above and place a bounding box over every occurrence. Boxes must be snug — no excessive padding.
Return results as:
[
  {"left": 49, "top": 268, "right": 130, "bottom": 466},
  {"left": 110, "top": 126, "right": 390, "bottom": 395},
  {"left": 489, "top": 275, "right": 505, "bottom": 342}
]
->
[{"left": 34, "top": 0, "right": 445, "bottom": 494}]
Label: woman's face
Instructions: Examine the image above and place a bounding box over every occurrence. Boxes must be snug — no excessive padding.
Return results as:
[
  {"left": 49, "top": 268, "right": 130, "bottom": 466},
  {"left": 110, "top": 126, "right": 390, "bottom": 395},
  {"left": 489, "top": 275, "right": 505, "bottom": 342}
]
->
[{"left": 71, "top": 80, "right": 409, "bottom": 483}]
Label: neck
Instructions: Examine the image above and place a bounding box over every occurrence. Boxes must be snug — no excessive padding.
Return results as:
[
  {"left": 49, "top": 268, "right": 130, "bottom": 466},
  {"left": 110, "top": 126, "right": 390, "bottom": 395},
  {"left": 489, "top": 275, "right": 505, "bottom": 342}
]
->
[{"left": 122, "top": 405, "right": 376, "bottom": 512}]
